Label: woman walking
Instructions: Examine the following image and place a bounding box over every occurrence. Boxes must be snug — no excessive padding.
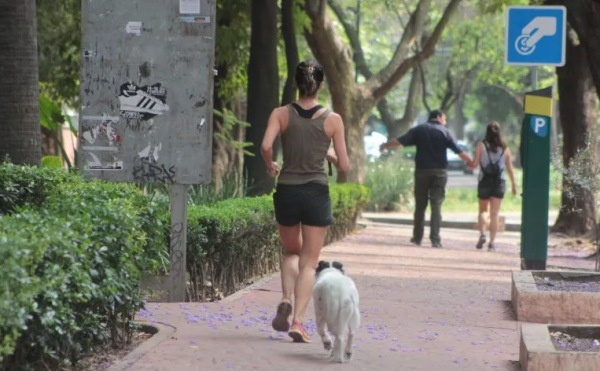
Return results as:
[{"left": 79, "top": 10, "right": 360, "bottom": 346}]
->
[
  {"left": 260, "top": 60, "right": 350, "bottom": 343},
  {"left": 470, "top": 121, "right": 517, "bottom": 251}
]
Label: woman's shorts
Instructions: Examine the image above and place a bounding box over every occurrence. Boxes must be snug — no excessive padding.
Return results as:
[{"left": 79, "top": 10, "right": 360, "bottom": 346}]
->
[
  {"left": 273, "top": 182, "right": 333, "bottom": 227},
  {"left": 478, "top": 178, "right": 506, "bottom": 200}
]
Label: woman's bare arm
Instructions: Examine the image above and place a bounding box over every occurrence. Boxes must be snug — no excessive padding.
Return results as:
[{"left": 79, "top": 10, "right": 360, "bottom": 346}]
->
[
  {"left": 470, "top": 142, "right": 483, "bottom": 170},
  {"left": 261, "top": 108, "right": 282, "bottom": 176},
  {"left": 505, "top": 148, "right": 518, "bottom": 194},
  {"left": 329, "top": 114, "right": 350, "bottom": 173}
]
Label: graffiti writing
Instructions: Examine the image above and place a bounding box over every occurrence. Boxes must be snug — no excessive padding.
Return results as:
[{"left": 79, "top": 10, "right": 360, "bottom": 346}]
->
[
  {"left": 125, "top": 118, "right": 154, "bottom": 132},
  {"left": 170, "top": 222, "right": 184, "bottom": 280},
  {"left": 132, "top": 157, "right": 176, "bottom": 184}
]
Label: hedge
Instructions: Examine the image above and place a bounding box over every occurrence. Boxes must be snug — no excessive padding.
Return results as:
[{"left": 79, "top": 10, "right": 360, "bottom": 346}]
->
[
  {"left": 185, "top": 183, "right": 370, "bottom": 301},
  {"left": 0, "top": 167, "right": 166, "bottom": 369},
  {"left": 0, "top": 161, "right": 76, "bottom": 215}
]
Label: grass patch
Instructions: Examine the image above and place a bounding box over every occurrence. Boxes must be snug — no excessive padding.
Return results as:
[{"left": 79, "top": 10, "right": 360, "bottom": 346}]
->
[{"left": 443, "top": 187, "right": 561, "bottom": 213}]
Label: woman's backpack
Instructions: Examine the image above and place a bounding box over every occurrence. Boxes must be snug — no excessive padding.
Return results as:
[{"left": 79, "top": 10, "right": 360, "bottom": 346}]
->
[{"left": 481, "top": 142, "right": 505, "bottom": 183}]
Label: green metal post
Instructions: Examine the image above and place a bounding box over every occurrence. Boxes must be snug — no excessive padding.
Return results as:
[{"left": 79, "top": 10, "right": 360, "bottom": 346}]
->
[{"left": 520, "top": 86, "right": 553, "bottom": 270}]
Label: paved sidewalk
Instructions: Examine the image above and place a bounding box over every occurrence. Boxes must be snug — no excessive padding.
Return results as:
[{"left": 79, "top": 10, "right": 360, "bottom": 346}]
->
[{"left": 115, "top": 223, "right": 595, "bottom": 371}]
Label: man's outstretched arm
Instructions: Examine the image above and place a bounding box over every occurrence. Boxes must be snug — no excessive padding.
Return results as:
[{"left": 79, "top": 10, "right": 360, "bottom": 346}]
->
[{"left": 380, "top": 138, "right": 403, "bottom": 151}]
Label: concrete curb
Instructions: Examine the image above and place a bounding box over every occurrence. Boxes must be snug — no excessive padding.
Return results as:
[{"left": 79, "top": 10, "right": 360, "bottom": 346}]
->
[
  {"left": 520, "top": 323, "right": 600, "bottom": 371},
  {"left": 512, "top": 270, "right": 600, "bottom": 324},
  {"left": 363, "top": 215, "right": 525, "bottom": 232},
  {"left": 108, "top": 322, "right": 176, "bottom": 371}
]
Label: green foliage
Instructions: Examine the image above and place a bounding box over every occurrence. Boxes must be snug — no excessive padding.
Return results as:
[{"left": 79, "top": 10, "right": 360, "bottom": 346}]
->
[
  {"left": 364, "top": 153, "right": 415, "bottom": 211},
  {"left": 37, "top": 0, "right": 82, "bottom": 106},
  {"left": 147, "top": 171, "right": 247, "bottom": 207},
  {"left": 185, "top": 183, "right": 370, "bottom": 301},
  {"left": 215, "top": 0, "right": 251, "bottom": 103},
  {"left": 41, "top": 156, "right": 64, "bottom": 169},
  {"left": 0, "top": 161, "right": 77, "bottom": 215},
  {"left": 213, "top": 109, "right": 253, "bottom": 156},
  {"left": 40, "top": 93, "right": 78, "bottom": 169},
  {"left": 0, "top": 165, "right": 167, "bottom": 368}
]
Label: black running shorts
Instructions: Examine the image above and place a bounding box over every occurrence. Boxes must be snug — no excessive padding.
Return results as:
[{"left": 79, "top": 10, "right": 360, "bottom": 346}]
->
[
  {"left": 478, "top": 178, "right": 506, "bottom": 200},
  {"left": 273, "top": 182, "right": 333, "bottom": 227}
]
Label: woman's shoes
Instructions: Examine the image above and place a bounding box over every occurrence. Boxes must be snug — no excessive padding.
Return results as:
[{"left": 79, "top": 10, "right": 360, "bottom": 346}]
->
[
  {"left": 476, "top": 235, "right": 496, "bottom": 251},
  {"left": 288, "top": 321, "right": 311, "bottom": 343},
  {"left": 476, "top": 234, "right": 486, "bottom": 249},
  {"left": 271, "top": 301, "right": 292, "bottom": 332}
]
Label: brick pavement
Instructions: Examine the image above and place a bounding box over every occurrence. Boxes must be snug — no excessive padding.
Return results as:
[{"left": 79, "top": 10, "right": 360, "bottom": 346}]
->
[{"left": 114, "top": 222, "right": 596, "bottom": 371}]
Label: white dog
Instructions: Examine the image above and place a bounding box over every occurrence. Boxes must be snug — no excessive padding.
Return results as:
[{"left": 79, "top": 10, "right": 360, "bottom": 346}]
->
[{"left": 313, "top": 260, "right": 360, "bottom": 363}]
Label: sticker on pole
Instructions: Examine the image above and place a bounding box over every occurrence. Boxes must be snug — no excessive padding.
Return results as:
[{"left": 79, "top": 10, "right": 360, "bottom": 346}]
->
[
  {"left": 530, "top": 116, "right": 548, "bottom": 138},
  {"left": 180, "top": 0, "right": 200, "bottom": 14},
  {"left": 505, "top": 6, "right": 566, "bottom": 66}
]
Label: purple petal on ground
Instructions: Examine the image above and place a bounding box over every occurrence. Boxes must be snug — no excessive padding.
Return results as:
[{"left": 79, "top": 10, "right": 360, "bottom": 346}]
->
[{"left": 454, "top": 360, "right": 460, "bottom": 364}]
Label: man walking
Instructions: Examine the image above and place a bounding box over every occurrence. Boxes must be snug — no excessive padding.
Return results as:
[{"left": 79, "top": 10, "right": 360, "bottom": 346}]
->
[{"left": 380, "top": 110, "right": 472, "bottom": 248}]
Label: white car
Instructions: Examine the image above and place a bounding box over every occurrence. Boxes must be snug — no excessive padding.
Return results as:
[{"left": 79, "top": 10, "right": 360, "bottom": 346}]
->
[{"left": 364, "top": 131, "right": 388, "bottom": 160}]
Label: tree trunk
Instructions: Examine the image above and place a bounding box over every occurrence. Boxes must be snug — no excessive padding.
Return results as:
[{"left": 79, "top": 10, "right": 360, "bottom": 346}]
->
[
  {"left": 0, "top": 1, "right": 42, "bottom": 166},
  {"left": 548, "top": 0, "right": 600, "bottom": 102},
  {"left": 244, "top": 0, "right": 279, "bottom": 196},
  {"left": 276, "top": 0, "right": 300, "bottom": 160},
  {"left": 453, "top": 95, "right": 466, "bottom": 140},
  {"left": 304, "top": 0, "right": 462, "bottom": 183},
  {"left": 281, "top": 0, "right": 300, "bottom": 107},
  {"left": 41, "top": 126, "right": 59, "bottom": 156},
  {"left": 551, "top": 33, "right": 598, "bottom": 237}
]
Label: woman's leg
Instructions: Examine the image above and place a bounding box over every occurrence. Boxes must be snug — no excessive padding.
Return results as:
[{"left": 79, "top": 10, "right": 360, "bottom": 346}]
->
[
  {"left": 289, "top": 224, "right": 328, "bottom": 342},
  {"left": 489, "top": 197, "right": 502, "bottom": 249},
  {"left": 271, "top": 224, "right": 302, "bottom": 332},
  {"left": 279, "top": 224, "right": 302, "bottom": 301},
  {"left": 477, "top": 199, "right": 489, "bottom": 249}
]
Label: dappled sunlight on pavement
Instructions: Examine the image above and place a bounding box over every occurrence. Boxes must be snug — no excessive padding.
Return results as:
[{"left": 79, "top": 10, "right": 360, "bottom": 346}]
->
[{"left": 120, "top": 223, "right": 594, "bottom": 371}]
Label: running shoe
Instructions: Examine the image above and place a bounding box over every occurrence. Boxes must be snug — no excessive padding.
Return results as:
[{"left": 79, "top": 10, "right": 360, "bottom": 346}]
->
[
  {"left": 271, "top": 301, "right": 292, "bottom": 332},
  {"left": 288, "top": 321, "right": 311, "bottom": 343},
  {"left": 476, "top": 234, "right": 486, "bottom": 250}
]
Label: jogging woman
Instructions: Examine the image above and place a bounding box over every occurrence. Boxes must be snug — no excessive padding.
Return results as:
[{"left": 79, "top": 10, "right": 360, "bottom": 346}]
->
[
  {"left": 260, "top": 59, "right": 350, "bottom": 343},
  {"left": 470, "top": 121, "right": 517, "bottom": 251}
]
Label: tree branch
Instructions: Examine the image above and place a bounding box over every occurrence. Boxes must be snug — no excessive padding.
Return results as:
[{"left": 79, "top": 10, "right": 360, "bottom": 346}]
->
[
  {"left": 364, "top": 0, "right": 431, "bottom": 103},
  {"left": 365, "top": 0, "right": 462, "bottom": 106},
  {"left": 303, "top": 0, "right": 356, "bottom": 107},
  {"left": 329, "top": 0, "right": 372, "bottom": 79}
]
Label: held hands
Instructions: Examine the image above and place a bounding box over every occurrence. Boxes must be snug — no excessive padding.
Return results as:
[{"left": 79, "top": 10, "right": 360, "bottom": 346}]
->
[{"left": 266, "top": 161, "right": 280, "bottom": 178}]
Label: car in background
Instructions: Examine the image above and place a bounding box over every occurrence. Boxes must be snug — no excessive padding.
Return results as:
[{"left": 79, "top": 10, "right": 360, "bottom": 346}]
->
[
  {"left": 447, "top": 140, "right": 474, "bottom": 174},
  {"left": 364, "top": 131, "right": 388, "bottom": 160}
]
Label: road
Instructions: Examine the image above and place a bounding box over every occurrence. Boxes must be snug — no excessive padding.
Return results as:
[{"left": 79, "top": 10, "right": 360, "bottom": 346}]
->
[{"left": 446, "top": 170, "right": 478, "bottom": 188}]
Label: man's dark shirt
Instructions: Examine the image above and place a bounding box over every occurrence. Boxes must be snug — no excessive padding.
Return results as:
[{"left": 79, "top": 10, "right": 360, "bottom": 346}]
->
[{"left": 397, "top": 120, "right": 462, "bottom": 170}]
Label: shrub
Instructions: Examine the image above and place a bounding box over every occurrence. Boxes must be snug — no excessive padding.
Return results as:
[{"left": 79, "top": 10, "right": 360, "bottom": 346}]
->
[
  {"left": 364, "top": 153, "right": 414, "bottom": 211},
  {"left": 41, "top": 156, "right": 64, "bottom": 169},
  {"left": 0, "top": 173, "right": 167, "bottom": 369},
  {"left": 0, "top": 161, "right": 76, "bottom": 215},
  {"left": 185, "top": 183, "right": 370, "bottom": 301}
]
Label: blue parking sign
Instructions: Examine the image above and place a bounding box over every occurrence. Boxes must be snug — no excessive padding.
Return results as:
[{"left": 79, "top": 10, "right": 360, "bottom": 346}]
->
[{"left": 505, "top": 6, "right": 566, "bottom": 66}]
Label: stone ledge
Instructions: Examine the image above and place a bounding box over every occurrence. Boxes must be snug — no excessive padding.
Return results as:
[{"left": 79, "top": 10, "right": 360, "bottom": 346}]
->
[
  {"left": 520, "top": 324, "right": 600, "bottom": 371},
  {"left": 512, "top": 270, "right": 600, "bottom": 324}
]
